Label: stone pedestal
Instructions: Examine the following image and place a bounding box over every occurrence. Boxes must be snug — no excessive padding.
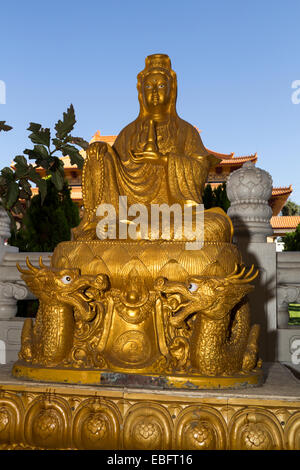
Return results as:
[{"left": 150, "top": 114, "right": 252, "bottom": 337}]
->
[
  {"left": 226, "top": 163, "right": 277, "bottom": 362},
  {"left": 234, "top": 241, "right": 277, "bottom": 361},
  {"left": 0, "top": 362, "right": 299, "bottom": 450}
]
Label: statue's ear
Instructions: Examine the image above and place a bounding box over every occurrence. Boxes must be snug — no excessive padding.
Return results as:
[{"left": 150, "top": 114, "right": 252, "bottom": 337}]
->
[{"left": 207, "top": 153, "right": 222, "bottom": 169}]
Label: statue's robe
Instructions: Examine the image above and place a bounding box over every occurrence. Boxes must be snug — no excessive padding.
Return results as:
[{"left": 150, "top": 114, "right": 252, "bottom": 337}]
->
[
  {"left": 102, "top": 117, "right": 213, "bottom": 208},
  {"left": 76, "top": 116, "right": 233, "bottom": 242}
]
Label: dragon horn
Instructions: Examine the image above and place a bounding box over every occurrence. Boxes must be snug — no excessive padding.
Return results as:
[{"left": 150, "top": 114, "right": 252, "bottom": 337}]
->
[
  {"left": 39, "top": 256, "right": 46, "bottom": 268},
  {"left": 16, "top": 262, "right": 30, "bottom": 274},
  {"left": 26, "top": 257, "right": 39, "bottom": 273},
  {"left": 227, "top": 265, "right": 246, "bottom": 280},
  {"left": 244, "top": 264, "right": 255, "bottom": 278},
  {"left": 230, "top": 265, "right": 259, "bottom": 284},
  {"left": 227, "top": 263, "right": 239, "bottom": 277}
]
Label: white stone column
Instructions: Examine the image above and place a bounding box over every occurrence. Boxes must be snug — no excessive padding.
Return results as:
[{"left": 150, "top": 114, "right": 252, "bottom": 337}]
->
[
  {"left": 0, "top": 251, "right": 52, "bottom": 363},
  {"left": 0, "top": 207, "right": 24, "bottom": 362},
  {"left": 226, "top": 162, "right": 277, "bottom": 361},
  {"left": 0, "top": 281, "right": 28, "bottom": 319},
  {"left": 227, "top": 161, "right": 273, "bottom": 243}
]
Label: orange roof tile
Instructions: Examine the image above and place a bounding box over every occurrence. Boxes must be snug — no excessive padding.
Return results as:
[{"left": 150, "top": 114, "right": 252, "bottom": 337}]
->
[
  {"left": 206, "top": 149, "right": 234, "bottom": 159},
  {"left": 31, "top": 186, "right": 82, "bottom": 200},
  {"left": 270, "top": 185, "right": 293, "bottom": 196},
  {"left": 271, "top": 216, "right": 300, "bottom": 229},
  {"left": 70, "top": 187, "right": 82, "bottom": 199},
  {"left": 219, "top": 154, "right": 257, "bottom": 165},
  {"left": 90, "top": 130, "right": 116, "bottom": 144}
]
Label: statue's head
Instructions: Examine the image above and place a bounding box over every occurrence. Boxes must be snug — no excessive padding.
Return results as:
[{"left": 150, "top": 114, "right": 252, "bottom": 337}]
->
[{"left": 137, "top": 54, "right": 177, "bottom": 119}]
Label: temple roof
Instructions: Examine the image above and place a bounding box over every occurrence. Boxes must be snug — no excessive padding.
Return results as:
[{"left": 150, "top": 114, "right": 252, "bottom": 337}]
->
[
  {"left": 219, "top": 154, "right": 257, "bottom": 165},
  {"left": 31, "top": 185, "right": 83, "bottom": 201},
  {"left": 56, "top": 131, "right": 259, "bottom": 169},
  {"left": 206, "top": 148, "right": 258, "bottom": 164},
  {"left": 269, "top": 186, "right": 293, "bottom": 216},
  {"left": 271, "top": 215, "right": 300, "bottom": 237},
  {"left": 270, "top": 185, "right": 293, "bottom": 196},
  {"left": 21, "top": 130, "right": 294, "bottom": 218},
  {"left": 90, "top": 130, "right": 116, "bottom": 146},
  {"left": 205, "top": 149, "right": 234, "bottom": 159},
  {"left": 271, "top": 215, "right": 300, "bottom": 229}
]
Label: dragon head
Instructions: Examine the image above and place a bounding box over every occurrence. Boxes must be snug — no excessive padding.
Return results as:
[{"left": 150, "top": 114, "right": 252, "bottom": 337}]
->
[
  {"left": 155, "top": 264, "right": 258, "bottom": 328},
  {"left": 17, "top": 257, "right": 109, "bottom": 321}
]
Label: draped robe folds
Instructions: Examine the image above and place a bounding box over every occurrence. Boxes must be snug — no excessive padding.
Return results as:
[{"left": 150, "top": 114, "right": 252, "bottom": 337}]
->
[
  {"left": 75, "top": 116, "right": 233, "bottom": 241},
  {"left": 99, "top": 117, "right": 214, "bottom": 209}
]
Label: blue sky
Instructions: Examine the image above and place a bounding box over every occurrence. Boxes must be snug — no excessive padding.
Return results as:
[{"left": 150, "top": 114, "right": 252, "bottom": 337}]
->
[{"left": 1, "top": 0, "right": 300, "bottom": 204}]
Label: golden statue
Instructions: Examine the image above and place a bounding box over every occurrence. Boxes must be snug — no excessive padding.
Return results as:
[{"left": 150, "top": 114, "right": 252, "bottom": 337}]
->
[
  {"left": 73, "top": 53, "right": 229, "bottom": 241},
  {"left": 13, "top": 54, "right": 262, "bottom": 389}
]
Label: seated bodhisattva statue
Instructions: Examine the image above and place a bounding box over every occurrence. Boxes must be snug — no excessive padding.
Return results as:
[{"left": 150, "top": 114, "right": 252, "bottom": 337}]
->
[
  {"left": 73, "top": 54, "right": 229, "bottom": 241},
  {"left": 14, "top": 54, "right": 262, "bottom": 389}
]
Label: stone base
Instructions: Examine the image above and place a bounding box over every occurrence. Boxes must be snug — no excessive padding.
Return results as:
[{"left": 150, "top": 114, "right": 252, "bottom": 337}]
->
[
  {"left": 0, "top": 319, "right": 24, "bottom": 364},
  {"left": 0, "top": 362, "right": 299, "bottom": 449},
  {"left": 12, "top": 360, "right": 263, "bottom": 390}
]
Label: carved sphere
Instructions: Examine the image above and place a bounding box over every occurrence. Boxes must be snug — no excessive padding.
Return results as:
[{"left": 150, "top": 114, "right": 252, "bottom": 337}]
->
[
  {"left": 126, "top": 291, "right": 140, "bottom": 303},
  {"left": 185, "top": 421, "right": 215, "bottom": 449},
  {"left": 227, "top": 161, "right": 273, "bottom": 204},
  {"left": 132, "top": 417, "right": 161, "bottom": 449},
  {"left": 227, "top": 161, "right": 273, "bottom": 240},
  {"left": 83, "top": 413, "right": 108, "bottom": 442},
  {"left": 241, "top": 423, "right": 272, "bottom": 450},
  {"left": 33, "top": 409, "right": 59, "bottom": 440}
]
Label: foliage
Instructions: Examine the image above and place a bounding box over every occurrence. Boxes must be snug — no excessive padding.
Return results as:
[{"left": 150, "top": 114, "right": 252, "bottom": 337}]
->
[
  {"left": 0, "top": 105, "right": 88, "bottom": 228},
  {"left": 0, "top": 121, "right": 13, "bottom": 132},
  {"left": 10, "top": 178, "right": 80, "bottom": 252},
  {"left": 203, "top": 182, "right": 231, "bottom": 212},
  {"left": 281, "top": 200, "right": 300, "bottom": 216},
  {"left": 282, "top": 224, "right": 300, "bottom": 251}
]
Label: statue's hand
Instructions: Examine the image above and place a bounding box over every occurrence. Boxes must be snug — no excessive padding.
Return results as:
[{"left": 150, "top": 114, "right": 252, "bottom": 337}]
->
[
  {"left": 129, "top": 149, "right": 167, "bottom": 164},
  {"left": 88, "top": 141, "right": 108, "bottom": 159}
]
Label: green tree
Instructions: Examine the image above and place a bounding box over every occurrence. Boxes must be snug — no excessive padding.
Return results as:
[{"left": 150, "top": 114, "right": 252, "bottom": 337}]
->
[
  {"left": 0, "top": 121, "right": 12, "bottom": 133},
  {"left": 203, "top": 183, "right": 214, "bottom": 209},
  {"left": 281, "top": 200, "right": 300, "bottom": 216},
  {"left": 203, "top": 182, "right": 230, "bottom": 212},
  {"left": 10, "top": 178, "right": 80, "bottom": 252},
  {"left": 283, "top": 224, "right": 300, "bottom": 251},
  {"left": 0, "top": 105, "right": 88, "bottom": 230}
]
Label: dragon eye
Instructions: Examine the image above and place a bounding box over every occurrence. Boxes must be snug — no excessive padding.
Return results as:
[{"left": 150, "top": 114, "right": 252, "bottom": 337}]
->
[
  {"left": 61, "top": 275, "right": 72, "bottom": 284},
  {"left": 188, "top": 283, "right": 198, "bottom": 293}
]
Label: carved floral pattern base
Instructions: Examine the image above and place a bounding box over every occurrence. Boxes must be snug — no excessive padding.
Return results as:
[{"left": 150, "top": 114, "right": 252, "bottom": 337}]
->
[{"left": 0, "top": 383, "right": 299, "bottom": 450}]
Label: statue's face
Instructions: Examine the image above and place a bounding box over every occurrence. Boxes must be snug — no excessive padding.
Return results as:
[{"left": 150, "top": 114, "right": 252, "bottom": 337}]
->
[{"left": 142, "top": 72, "right": 171, "bottom": 114}]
